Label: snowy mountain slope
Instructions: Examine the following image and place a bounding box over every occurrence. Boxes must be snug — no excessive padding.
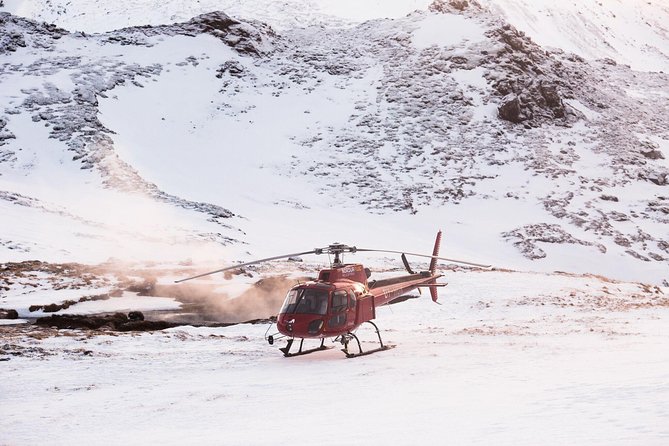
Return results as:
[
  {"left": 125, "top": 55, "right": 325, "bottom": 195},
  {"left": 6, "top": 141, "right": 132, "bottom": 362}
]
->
[
  {"left": 1, "top": 0, "right": 436, "bottom": 32},
  {"left": 479, "top": 0, "right": 669, "bottom": 72},
  {"left": 0, "top": 13, "right": 262, "bottom": 262},
  {"left": 2, "top": 269, "right": 668, "bottom": 444},
  {"left": 1, "top": 1, "right": 668, "bottom": 285},
  {"left": 4, "top": 0, "right": 668, "bottom": 71}
]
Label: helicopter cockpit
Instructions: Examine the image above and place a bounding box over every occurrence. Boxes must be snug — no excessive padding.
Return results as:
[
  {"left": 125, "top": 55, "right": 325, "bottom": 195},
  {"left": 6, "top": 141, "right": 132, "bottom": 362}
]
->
[{"left": 280, "top": 287, "right": 330, "bottom": 315}]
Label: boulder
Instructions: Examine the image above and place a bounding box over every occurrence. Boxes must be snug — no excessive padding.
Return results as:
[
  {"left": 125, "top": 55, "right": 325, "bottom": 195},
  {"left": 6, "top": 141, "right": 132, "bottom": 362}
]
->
[
  {"left": 128, "top": 311, "right": 144, "bottom": 321},
  {"left": 0, "top": 309, "right": 18, "bottom": 319},
  {"left": 498, "top": 94, "right": 523, "bottom": 123}
]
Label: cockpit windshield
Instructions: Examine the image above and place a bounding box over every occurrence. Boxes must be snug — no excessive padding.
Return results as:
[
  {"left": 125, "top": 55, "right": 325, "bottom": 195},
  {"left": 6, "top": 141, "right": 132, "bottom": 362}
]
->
[{"left": 280, "top": 288, "right": 329, "bottom": 315}]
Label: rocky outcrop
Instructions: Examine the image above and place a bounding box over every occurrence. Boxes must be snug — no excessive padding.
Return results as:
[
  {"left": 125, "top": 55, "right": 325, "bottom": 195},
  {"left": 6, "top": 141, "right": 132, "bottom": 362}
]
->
[
  {"left": 0, "top": 309, "right": 18, "bottom": 319},
  {"left": 35, "top": 313, "right": 180, "bottom": 331},
  {"left": 429, "top": 0, "right": 481, "bottom": 13},
  {"left": 485, "top": 25, "right": 580, "bottom": 127},
  {"left": 0, "top": 12, "right": 67, "bottom": 53},
  {"left": 502, "top": 224, "right": 606, "bottom": 259},
  {"left": 497, "top": 80, "right": 567, "bottom": 124},
  {"left": 641, "top": 148, "right": 665, "bottom": 160},
  {"left": 102, "top": 11, "right": 275, "bottom": 56},
  {"left": 645, "top": 171, "right": 668, "bottom": 186},
  {"left": 0, "top": 116, "right": 15, "bottom": 146}
]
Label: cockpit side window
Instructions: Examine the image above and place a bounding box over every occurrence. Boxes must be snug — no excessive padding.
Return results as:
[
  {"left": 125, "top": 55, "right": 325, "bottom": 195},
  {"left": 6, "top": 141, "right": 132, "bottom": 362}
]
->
[
  {"left": 348, "top": 290, "right": 356, "bottom": 309},
  {"left": 328, "top": 290, "right": 349, "bottom": 328},
  {"left": 331, "top": 290, "right": 348, "bottom": 313}
]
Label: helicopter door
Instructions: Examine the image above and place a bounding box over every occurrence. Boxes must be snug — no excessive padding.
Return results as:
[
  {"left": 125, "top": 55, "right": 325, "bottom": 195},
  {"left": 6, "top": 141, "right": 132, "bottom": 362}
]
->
[
  {"left": 345, "top": 290, "right": 357, "bottom": 328},
  {"left": 328, "top": 290, "right": 349, "bottom": 330}
]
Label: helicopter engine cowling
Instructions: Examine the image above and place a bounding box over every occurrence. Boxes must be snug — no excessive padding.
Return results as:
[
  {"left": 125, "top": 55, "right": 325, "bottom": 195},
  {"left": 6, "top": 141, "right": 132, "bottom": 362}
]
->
[{"left": 318, "top": 264, "right": 368, "bottom": 287}]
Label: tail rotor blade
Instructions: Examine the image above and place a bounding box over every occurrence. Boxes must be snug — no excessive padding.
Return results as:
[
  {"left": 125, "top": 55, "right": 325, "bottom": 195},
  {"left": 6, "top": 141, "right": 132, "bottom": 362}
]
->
[{"left": 400, "top": 253, "right": 415, "bottom": 274}]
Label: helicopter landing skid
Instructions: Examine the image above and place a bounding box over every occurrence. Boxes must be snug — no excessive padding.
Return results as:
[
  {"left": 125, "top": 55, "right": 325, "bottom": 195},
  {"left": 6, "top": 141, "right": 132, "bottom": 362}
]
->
[
  {"left": 339, "top": 321, "right": 395, "bottom": 359},
  {"left": 280, "top": 338, "right": 332, "bottom": 357}
]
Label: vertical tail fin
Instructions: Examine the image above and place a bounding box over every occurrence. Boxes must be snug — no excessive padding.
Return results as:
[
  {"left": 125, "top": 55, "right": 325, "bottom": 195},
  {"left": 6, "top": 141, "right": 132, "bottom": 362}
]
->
[
  {"left": 429, "top": 230, "right": 442, "bottom": 274},
  {"left": 429, "top": 230, "right": 442, "bottom": 302}
]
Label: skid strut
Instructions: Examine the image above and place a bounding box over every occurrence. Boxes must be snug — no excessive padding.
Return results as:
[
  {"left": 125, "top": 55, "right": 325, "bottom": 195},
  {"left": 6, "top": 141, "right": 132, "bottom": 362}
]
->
[
  {"left": 339, "top": 321, "right": 395, "bottom": 358},
  {"left": 279, "top": 338, "right": 331, "bottom": 357}
]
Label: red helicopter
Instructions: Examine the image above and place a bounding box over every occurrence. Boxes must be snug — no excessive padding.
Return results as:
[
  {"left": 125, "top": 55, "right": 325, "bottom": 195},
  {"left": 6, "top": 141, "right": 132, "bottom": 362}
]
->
[{"left": 176, "top": 231, "right": 489, "bottom": 358}]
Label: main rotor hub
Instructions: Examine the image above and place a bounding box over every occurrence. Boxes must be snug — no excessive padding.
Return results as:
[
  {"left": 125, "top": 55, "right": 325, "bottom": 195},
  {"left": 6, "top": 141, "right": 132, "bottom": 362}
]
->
[{"left": 315, "top": 243, "right": 358, "bottom": 266}]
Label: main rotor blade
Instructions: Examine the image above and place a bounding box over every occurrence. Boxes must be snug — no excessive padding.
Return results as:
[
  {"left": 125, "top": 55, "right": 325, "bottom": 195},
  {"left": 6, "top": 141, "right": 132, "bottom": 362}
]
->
[
  {"left": 174, "top": 249, "right": 318, "bottom": 283},
  {"left": 355, "top": 248, "right": 491, "bottom": 269}
]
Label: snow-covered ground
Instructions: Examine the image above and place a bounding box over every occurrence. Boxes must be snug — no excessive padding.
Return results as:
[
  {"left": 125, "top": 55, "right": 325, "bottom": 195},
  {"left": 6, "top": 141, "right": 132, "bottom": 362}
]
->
[{"left": 2, "top": 269, "right": 668, "bottom": 445}]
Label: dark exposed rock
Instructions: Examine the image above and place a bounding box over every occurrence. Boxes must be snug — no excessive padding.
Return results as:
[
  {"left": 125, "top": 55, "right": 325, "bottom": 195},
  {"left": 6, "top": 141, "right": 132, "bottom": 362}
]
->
[
  {"left": 128, "top": 311, "right": 144, "bottom": 321},
  {"left": 216, "top": 60, "right": 245, "bottom": 78},
  {"left": 0, "top": 309, "right": 18, "bottom": 319},
  {"left": 429, "top": 0, "right": 481, "bottom": 13},
  {"left": 485, "top": 25, "right": 580, "bottom": 127},
  {"left": 641, "top": 148, "right": 665, "bottom": 160},
  {"left": 0, "top": 12, "right": 68, "bottom": 54},
  {"left": 539, "top": 82, "right": 563, "bottom": 112},
  {"left": 27, "top": 293, "right": 111, "bottom": 313},
  {"left": 496, "top": 78, "right": 570, "bottom": 125},
  {"left": 189, "top": 11, "right": 237, "bottom": 33},
  {"left": 659, "top": 241, "right": 669, "bottom": 254},
  {"left": 614, "top": 235, "right": 631, "bottom": 247},
  {"left": 503, "top": 223, "right": 607, "bottom": 260},
  {"left": 647, "top": 199, "right": 669, "bottom": 220},
  {"left": 0, "top": 30, "right": 25, "bottom": 53},
  {"left": 0, "top": 260, "right": 92, "bottom": 278},
  {"left": 608, "top": 211, "right": 629, "bottom": 222},
  {"left": 625, "top": 250, "right": 651, "bottom": 261},
  {"left": 32, "top": 311, "right": 249, "bottom": 331},
  {"left": 646, "top": 172, "right": 668, "bottom": 186},
  {"left": 43, "top": 301, "right": 77, "bottom": 312},
  {"left": 498, "top": 94, "right": 523, "bottom": 123},
  {"left": 648, "top": 252, "right": 666, "bottom": 261},
  {"left": 0, "top": 116, "right": 16, "bottom": 146},
  {"left": 102, "top": 11, "right": 275, "bottom": 56},
  {"left": 35, "top": 313, "right": 179, "bottom": 331}
]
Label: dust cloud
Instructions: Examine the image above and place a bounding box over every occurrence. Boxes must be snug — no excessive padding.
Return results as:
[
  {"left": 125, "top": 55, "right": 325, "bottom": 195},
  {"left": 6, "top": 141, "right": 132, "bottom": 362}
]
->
[
  {"left": 153, "top": 273, "right": 311, "bottom": 323},
  {"left": 1, "top": 258, "right": 313, "bottom": 325}
]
